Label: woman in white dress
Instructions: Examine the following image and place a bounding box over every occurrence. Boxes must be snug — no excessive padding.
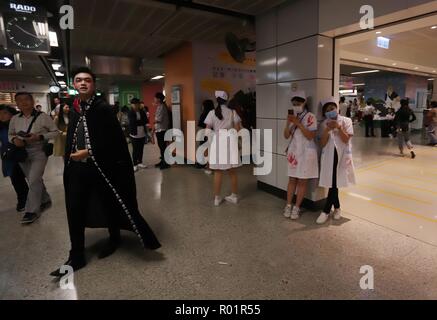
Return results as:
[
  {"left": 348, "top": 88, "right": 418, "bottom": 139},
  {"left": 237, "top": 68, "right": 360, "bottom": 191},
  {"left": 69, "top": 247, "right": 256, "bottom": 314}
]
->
[
  {"left": 317, "top": 97, "right": 356, "bottom": 225},
  {"left": 283, "top": 91, "right": 319, "bottom": 220},
  {"left": 204, "top": 91, "right": 242, "bottom": 206}
]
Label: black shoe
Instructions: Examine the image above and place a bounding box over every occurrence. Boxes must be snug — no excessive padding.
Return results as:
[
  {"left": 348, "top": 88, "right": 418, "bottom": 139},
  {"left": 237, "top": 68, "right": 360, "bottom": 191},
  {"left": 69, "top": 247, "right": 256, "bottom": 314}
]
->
[
  {"left": 21, "top": 212, "right": 39, "bottom": 225},
  {"left": 40, "top": 201, "right": 52, "bottom": 212},
  {"left": 16, "top": 202, "right": 26, "bottom": 212},
  {"left": 98, "top": 239, "right": 121, "bottom": 260},
  {"left": 155, "top": 162, "right": 162, "bottom": 168},
  {"left": 160, "top": 163, "right": 171, "bottom": 170},
  {"left": 50, "top": 256, "right": 87, "bottom": 277},
  {"left": 411, "top": 151, "right": 416, "bottom": 159}
]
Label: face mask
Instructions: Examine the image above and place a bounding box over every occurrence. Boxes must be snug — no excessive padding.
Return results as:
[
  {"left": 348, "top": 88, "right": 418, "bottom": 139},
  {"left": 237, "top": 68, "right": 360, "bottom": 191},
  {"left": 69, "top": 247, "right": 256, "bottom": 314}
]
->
[
  {"left": 325, "top": 110, "right": 338, "bottom": 120},
  {"left": 292, "top": 105, "right": 304, "bottom": 114}
]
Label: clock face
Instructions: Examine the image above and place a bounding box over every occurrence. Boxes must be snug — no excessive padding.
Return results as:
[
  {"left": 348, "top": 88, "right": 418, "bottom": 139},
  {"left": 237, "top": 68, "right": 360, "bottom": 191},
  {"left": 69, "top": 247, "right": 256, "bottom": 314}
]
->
[{"left": 5, "top": 15, "right": 49, "bottom": 53}]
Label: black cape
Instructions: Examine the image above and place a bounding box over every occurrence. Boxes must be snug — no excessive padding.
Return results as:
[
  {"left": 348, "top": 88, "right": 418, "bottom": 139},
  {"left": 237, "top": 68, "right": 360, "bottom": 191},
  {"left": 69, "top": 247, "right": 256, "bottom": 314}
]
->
[{"left": 64, "top": 97, "right": 161, "bottom": 250}]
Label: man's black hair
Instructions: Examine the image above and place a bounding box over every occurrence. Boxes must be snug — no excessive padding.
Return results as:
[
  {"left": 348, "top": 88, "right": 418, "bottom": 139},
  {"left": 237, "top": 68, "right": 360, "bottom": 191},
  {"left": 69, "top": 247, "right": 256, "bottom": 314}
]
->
[
  {"left": 0, "top": 104, "right": 19, "bottom": 115},
  {"left": 15, "top": 92, "right": 34, "bottom": 100},
  {"left": 155, "top": 92, "right": 165, "bottom": 102},
  {"left": 72, "top": 67, "right": 97, "bottom": 82},
  {"left": 130, "top": 98, "right": 141, "bottom": 104}
]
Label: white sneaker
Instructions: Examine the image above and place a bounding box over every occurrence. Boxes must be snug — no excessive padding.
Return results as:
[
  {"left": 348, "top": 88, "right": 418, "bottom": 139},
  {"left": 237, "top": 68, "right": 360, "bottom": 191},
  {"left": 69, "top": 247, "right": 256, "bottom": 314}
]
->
[
  {"left": 214, "top": 197, "right": 223, "bottom": 207},
  {"left": 133, "top": 166, "right": 139, "bottom": 172},
  {"left": 333, "top": 208, "right": 342, "bottom": 220},
  {"left": 138, "top": 164, "right": 148, "bottom": 169},
  {"left": 283, "top": 205, "right": 292, "bottom": 218},
  {"left": 290, "top": 207, "right": 300, "bottom": 220},
  {"left": 316, "top": 212, "right": 330, "bottom": 225},
  {"left": 225, "top": 194, "right": 239, "bottom": 204},
  {"left": 204, "top": 169, "right": 213, "bottom": 175}
]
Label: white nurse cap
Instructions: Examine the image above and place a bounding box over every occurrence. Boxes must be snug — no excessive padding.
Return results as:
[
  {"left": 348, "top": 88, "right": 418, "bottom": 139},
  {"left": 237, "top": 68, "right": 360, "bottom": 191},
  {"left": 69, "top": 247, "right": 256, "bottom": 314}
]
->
[
  {"left": 215, "top": 90, "right": 228, "bottom": 101},
  {"left": 290, "top": 90, "right": 307, "bottom": 102},
  {"left": 321, "top": 96, "right": 338, "bottom": 107}
]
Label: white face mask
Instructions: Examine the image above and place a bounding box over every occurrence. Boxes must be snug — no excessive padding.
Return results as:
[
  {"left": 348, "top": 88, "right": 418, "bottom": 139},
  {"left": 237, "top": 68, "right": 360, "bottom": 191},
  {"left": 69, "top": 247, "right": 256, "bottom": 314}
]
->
[{"left": 292, "top": 105, "right": 304, "bottom": 114}]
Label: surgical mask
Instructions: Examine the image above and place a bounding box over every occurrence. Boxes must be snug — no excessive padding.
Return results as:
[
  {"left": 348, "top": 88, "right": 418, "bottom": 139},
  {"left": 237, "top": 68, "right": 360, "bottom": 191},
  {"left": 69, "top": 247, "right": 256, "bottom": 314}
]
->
[
  {"left": 325, "top": 110, "right": 338, "bottom": 120},
  {"left": 292, "top": 105, "right": 304, "bottom": 114}
]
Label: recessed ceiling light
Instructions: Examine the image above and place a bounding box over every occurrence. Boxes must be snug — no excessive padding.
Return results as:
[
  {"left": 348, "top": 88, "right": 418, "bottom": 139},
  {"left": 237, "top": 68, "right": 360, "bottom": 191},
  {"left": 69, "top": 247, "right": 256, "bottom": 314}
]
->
[
  {"left": 428, "top": 78, "right": 435, "bottom": 81},
  {"left": 376, "top": 31, "right": 382, "bottom": 34},
  {"left": 392, "top": 63, "right": 397, "bottom": 66},
  {"left": 414, "top": 67, "right": 419, "bottom": 70},
  {"left": 351, "top": 70, "right": 380, "bottom": 75},
  {"left": 52, "top": 63, "right": 62, "bottom": 71},
  {"left": 55, "top": 72, "right": 64, "bottom": 77},
  {"left": 431, "top": 26, "right": 437, "bottom": 30},
  {"left": 364, "top": 58, "right": 369, "bottom": 61},
  {"left": 151, "top": 75, "right": 165, "bottom": 80},
  {"left": 433, "top": 70, "right": 436, "bottom": 73}
]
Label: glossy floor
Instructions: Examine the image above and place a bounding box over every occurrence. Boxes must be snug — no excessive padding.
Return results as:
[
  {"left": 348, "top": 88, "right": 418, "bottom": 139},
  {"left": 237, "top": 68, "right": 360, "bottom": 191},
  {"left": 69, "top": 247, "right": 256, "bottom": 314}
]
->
[{"left": 0, "top": 129, "right": 437, "bottom": 300}]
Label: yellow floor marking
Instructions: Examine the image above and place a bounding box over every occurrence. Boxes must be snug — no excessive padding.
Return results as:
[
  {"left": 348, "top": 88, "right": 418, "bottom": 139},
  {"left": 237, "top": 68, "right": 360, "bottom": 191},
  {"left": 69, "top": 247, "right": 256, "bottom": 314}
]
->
[
  {"left": 354, "top": 184, "right": 432, "bottom": 205},
  {"left": 376, "top": 179, "right": 437, "bottom": 196},
  {"left": 340, "top": 191, "right": 437, "bottom": 223}
]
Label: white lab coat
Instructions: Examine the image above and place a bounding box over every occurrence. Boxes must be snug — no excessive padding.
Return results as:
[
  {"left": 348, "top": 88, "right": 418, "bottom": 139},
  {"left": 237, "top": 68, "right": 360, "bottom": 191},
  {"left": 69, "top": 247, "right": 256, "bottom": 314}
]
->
[
  {"left": 286, "top": 112, "right": 319, "bottom": 179},
  {"left": 319, "top": 115, "right": 356, "bottom": 188}
]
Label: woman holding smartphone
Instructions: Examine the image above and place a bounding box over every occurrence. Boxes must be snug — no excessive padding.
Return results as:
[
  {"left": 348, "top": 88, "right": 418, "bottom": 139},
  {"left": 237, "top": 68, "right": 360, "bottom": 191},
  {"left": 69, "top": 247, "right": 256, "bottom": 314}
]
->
[
  {"left": 317, "top": 97, "right": 356, "bottom": 225},
  {"left": 283, "top": 91, "right": 319, "bottom": 220}
]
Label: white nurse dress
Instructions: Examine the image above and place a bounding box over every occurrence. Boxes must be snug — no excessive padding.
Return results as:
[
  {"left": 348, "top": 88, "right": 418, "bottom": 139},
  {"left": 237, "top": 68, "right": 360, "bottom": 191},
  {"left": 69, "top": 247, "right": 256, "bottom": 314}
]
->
[{"left": 286, "top": 112, "right": 319, "bottom": 179}]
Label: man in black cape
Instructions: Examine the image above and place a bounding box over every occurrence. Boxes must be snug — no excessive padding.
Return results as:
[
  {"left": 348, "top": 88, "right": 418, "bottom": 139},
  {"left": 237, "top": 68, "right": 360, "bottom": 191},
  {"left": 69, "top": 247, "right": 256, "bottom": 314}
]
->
[{"left": 50, "top": 67, "right": 161, "bottom": 277}]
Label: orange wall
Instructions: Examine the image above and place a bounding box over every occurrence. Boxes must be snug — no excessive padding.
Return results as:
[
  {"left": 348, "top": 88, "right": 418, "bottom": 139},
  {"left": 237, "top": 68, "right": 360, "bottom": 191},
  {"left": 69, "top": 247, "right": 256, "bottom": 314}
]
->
[{"left": 164, "top": 42, "right": 195, "bottom": 138}]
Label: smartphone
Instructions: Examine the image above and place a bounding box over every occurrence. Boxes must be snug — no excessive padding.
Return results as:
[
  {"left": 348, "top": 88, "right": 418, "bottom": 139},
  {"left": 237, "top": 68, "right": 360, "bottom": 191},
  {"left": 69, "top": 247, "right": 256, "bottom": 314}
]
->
[
  {"left": 17, "top": 131, "right": 31, "bottom": 138},
  {"left": 288, "top": 109, "right": 294, "bottom": 116}
]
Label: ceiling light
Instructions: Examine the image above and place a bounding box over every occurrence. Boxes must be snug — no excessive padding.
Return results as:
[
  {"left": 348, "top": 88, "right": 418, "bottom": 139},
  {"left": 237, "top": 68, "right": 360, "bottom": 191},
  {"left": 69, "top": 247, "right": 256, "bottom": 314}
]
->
[
  {"left": 392, "top": 63, "right": 397, "bottom": 66},
  {"left": 351, "top": 70, "right": 380, "bottom": 75},
  {"left": 52, "top": 63, "right": 62, "bottom": 71},
  {"left": 428, "top": 78, "right": 435, "bottom": 81},
  {"left": 414, "top": 67, "right": 419, "bottom": 70},
  {"left": 49, "top": 31, "right": 58, "bottom": 47},
  {"left": 433, "top": 70, "right": 436, "bottom": 73},
  {"left": 58, "top": 81, "right": 66, "bottom": 85},
  {"left": 431, "top": 26, "right": 437, "bottom": 30},
  {"left": 55, "top": 72, "right": 64, "bottom": 77},
  {"left": 151, "top": 75, "right": 164, "bottom": 80},
  {"left": 376, "top": 31, "right": 382, "bottom": 34},
  {"left": 364, "top": 58, "right": 369, "bottom": 61},
  {"left": 377, "top": 36, "right": 390, "bottom": 49}
]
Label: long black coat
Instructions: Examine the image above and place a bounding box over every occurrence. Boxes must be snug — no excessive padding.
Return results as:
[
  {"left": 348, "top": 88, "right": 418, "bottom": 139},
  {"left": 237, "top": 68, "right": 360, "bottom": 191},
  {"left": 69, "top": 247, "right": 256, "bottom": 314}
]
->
[{"left": 64, "top": 97, "right": 161, "bottom": 250}]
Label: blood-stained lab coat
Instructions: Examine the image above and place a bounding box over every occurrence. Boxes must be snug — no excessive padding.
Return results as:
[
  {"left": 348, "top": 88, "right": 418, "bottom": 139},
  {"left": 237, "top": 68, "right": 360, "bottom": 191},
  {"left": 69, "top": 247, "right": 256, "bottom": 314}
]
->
[
  {"left": 319, "top": 115, "right": 356, "bottom": 188},
  {"left": 286, "top": 112, "right": 319, "bottom": 179}
]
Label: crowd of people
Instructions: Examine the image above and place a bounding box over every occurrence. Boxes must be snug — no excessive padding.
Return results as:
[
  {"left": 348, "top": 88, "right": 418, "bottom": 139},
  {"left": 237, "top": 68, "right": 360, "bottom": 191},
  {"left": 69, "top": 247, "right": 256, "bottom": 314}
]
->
[{"left": 1, "top": 66, "right": 437, "bottom": 279}]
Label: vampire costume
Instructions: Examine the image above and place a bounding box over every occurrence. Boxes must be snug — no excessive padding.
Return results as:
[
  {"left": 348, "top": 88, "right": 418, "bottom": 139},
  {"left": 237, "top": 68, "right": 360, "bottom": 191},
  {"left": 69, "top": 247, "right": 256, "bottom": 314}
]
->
[{"left": 51, "top": 95, "right": 161, "bottom": 276}]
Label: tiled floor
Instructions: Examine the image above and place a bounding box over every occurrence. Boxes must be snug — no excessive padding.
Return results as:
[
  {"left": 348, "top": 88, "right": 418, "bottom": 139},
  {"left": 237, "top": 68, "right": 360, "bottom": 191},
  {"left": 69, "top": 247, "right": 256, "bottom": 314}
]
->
[{"left": 1, "top": 128, "right": 437, "bottom": 300}]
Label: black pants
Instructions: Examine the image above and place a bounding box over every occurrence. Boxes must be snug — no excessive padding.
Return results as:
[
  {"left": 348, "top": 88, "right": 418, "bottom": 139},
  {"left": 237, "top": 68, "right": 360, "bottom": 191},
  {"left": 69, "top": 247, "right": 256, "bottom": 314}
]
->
[
  {"left": 323, "top": 148, "right": 340, "bottom": 214},
  {"left": 10, "top": 164, "right": 29, "bottom": 206},
  {"left": 364, "top": 115, "right": 375, "bottom": 137},
  {"left": 156, "top": 131, "right": 166, "bottom": 164},
  {"left": 65, "top": 162, "right": 120, "bottom": 258},
  {"left": 131, "top": 137, "right": 145, "bottom": 166}
]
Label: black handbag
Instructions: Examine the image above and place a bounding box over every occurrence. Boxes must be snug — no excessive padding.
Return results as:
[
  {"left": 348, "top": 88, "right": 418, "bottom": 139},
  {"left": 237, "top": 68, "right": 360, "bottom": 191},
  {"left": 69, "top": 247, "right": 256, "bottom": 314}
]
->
[
  {"left": 43, "top": 141, "right": 54, "bottom": 157},
  {"left": 5, "top": 112, "right": 41, "bottom": 162}
]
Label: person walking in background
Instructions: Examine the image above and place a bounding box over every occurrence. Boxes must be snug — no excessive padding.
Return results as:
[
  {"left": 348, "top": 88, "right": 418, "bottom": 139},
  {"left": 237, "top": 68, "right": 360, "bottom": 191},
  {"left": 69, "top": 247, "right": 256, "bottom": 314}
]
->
[
  {"left": 128, "top": 98, "right": 148, "bottom": 172},
  {"left": 426, "top": 101, "right": 437, "bottom": 146},
  {"left": 153, "top": 92, "right": 170, "bottom": 170},
  {"left": 339, "top": 97, "right": 348, "bottom": 117},
  {"left": 8, "top": 92, "right": 59, "bottom": 224},
  {"left": 53, "top": 104, "right": 70, "bottom": 158},
  {"left": 363, "top": 99, "right": 376, "bottom": 137},
  {"left": 118, "top": 106, "right": 130, "bottom": 140},
  {"left": 317, "top": 97, "right": 356, "bottom": 225},
  {"left": 283, "top": 91, "right": 319, "bottom": 220},
  {"left": 204, "top": 91, "right": 242, "bottom": 207},
  {"left": 50, "top": 97, "right": 61, "bottom": 118},
  {"left": 395, "top": 99, "right": 417, "bottom": 159},
  {"left": 0, "top": 104, "right": 29, "bottom": 212}
]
